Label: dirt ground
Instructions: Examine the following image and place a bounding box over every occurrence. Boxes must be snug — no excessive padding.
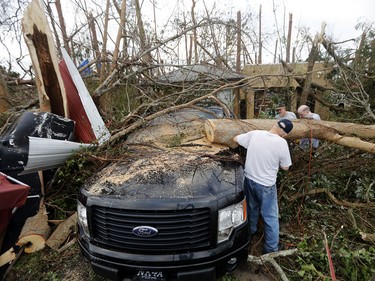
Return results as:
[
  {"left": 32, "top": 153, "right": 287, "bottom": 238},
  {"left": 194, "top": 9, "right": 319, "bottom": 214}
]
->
[
  {"left": 2, "top": 234, "right": 278, "bottom": 281},
  {"left": 2, "top": 231, "right": 278, "bottom": 281}
]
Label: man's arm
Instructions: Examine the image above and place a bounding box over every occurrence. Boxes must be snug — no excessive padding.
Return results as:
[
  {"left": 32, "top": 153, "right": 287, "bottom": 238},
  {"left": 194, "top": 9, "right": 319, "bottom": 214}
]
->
[{"left": 280, "top": 166, "right": 289, "bottom": 171}]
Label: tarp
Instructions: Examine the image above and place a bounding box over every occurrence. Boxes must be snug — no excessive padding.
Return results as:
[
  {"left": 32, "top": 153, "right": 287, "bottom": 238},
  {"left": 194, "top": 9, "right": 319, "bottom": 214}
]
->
[
  {"left": 0, "top": 173, "right": 30, "bottom": 235},
  {"left": 78, "top": 59, "right": 93, "bottom": 77}
]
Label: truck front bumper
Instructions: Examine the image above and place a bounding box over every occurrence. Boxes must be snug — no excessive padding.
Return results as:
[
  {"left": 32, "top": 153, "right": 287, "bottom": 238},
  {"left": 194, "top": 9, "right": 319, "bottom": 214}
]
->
[{"left": 78, "top": 224, "right": 249, "bottom": 281}]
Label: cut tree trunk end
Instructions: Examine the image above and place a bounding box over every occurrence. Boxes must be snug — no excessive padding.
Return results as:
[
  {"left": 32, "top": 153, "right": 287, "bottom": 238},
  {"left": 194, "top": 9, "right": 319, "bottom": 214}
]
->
[{"left": 16, "top": 204, "right": 51, "bottom": 253}]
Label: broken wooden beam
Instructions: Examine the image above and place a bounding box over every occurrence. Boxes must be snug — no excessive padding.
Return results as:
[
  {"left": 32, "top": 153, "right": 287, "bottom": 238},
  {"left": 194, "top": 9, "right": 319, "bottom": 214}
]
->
[{"left": 22, "top": 0, "right": 68, "bottom": 117}]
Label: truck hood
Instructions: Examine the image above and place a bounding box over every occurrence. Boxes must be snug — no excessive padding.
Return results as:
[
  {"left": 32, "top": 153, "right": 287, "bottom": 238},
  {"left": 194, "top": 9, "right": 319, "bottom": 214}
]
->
[{"left": 82, "top": 148, "right": 243, "bottom": 199}]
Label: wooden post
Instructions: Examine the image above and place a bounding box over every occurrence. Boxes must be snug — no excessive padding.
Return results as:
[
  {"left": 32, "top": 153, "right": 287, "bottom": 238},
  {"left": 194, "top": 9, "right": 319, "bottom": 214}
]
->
[
  {"left": 246, "top": 88, "right": 255, "bottom": 119},
  {"left": 314, "top": 91, "right": 330, "bottom": 119},
  {"left": 291, "top": 89, "right": 298, "bottom": 113},
  {"left": 274, "top": 39, "right": 278, "bottom": 63}
]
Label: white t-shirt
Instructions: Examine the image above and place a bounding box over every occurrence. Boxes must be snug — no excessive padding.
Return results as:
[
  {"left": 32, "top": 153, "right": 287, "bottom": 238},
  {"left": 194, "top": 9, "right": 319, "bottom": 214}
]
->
[
  {"left": 275, "top": 111, "right": 297, "bottom": 120},
  {"left": 236, "top": 130, "right": 292, "bottom": 186},
  {"left": 310, "top": 113, "right": 321, "bottom": 120}
]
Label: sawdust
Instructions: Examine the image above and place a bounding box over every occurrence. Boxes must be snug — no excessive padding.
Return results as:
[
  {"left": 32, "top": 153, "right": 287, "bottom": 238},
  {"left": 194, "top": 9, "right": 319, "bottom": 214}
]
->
[{"left": 86, "top": 110, "right": 232, "bottom": 196}]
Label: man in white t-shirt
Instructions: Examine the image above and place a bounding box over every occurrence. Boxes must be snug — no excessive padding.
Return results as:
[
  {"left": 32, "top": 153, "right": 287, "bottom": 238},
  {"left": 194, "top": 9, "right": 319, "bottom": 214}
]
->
[
  {"left": 233, "top": 119, "right": 293, "bottom": 254},
  {"left": 275, "top": 104, "right": 297, "bottom": 120},
  {"left": 298, "top": 105, "right": 321, "bottom": 149}
]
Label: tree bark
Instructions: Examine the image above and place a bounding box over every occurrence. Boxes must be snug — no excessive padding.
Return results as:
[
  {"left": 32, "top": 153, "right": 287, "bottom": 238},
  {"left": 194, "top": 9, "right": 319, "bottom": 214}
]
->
[
  {"left": 353, "top": 31, "right": 366, "bottom": 70},
  {"left": 286, "top": 13, "right": 292, "bottom": 63},
  {"left": 100, "top": 0, "right": 111, "bottom": 82},
  {"left": 300, "top": 23, "right": 326, "bottom": 105},
  {"left": 135, "top": 0, "right": 151, "bottom": 64},
  {"left": 46, "top": 212, "right": 77, "bottom": 251},
  {"left": 111, "top": 0, "right": 127, "bottom": 71},
  {"left": 204, "top": 119, "right": 375, "bottom": 154},
  {"left": 233, "top": 11, "right": 241, "bottom": 117},
  {"left": 46, "top": 2, "right": 62, "bottom": 57},
  {"left": 0, "top": 73, "right": 10, "bottom": 113},
  {"left": 258, "top": 5, "right": 262, "bottom": 64},
  {"left": 191, "top": 0, "right": 198, "bottom": 64},
  {"left": 88, "top": 12, "right": 101, "bottom": 72},
  {"left": 300, "top": 45, "right": 317, "bottom": 105},
  {"left": 55, "top": 0, "right": 72, "bottom": 56}
]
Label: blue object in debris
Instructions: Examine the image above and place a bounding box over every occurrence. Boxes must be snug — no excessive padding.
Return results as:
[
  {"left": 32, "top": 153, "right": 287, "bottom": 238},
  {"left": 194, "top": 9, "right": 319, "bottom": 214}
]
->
[{"left": 78, "top": 59, "right": 93, "bottom": 76}]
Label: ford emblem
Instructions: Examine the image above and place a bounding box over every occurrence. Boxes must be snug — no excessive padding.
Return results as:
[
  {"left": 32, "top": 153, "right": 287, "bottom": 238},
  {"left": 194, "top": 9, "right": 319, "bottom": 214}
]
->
[{"left": 132, "top": 226, "right": 158, "bottom": 237}]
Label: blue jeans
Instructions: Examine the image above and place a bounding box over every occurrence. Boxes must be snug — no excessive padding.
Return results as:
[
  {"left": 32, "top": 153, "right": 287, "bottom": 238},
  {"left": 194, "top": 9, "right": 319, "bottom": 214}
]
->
[
  {"left": 300, "top": 138, "right": 319, "bottom": 149},
  {"left": 244, "top": 177, "right": 279, "bottom": 253}
]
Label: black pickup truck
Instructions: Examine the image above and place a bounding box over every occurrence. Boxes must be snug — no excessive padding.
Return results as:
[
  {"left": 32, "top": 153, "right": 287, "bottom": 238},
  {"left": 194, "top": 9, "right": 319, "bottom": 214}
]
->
[{"left": 77, "top": 108, "right": 249, "bottom": 281}]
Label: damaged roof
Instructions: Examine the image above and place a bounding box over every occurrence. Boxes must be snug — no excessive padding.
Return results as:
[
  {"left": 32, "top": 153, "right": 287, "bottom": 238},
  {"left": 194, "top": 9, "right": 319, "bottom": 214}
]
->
[
  {"left": 157, "top": 64, "right": 245, "bottom": 84},
  {"left": 242, "top": 62, "right": 334, "bottom": 89}
]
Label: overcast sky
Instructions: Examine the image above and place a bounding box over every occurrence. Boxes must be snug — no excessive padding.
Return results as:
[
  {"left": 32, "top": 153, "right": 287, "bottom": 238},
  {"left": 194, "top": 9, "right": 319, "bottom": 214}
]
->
[
  {"left": 146, "top": 0, "right": 373, "bottom": 42},
  {"left": 1, "top": 0, "right": 373, "bottom": 74},
  {"left": 255, "top": 0, "right": 374, "bottom": 40}
]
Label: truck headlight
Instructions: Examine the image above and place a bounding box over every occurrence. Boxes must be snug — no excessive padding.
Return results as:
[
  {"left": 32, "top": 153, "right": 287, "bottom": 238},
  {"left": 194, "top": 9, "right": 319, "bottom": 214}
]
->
[
  {"left": 218, "top": 199, "right": 247, "bottom": 243},
  {"left": 77, "top": 201, "right": 90, "bottom": 238}
]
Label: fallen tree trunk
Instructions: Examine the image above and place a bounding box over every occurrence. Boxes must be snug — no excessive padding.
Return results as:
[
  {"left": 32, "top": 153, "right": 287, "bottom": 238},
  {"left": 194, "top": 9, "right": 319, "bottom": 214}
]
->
[
  {"left": 205, "top": 119, "right": 375, "bottom": 154},
  {"left": 46, "top": 212, "right": 77, "bottom": 251},
  {"left": 16, "top": 204, "right": 51, "bottom": 253}
]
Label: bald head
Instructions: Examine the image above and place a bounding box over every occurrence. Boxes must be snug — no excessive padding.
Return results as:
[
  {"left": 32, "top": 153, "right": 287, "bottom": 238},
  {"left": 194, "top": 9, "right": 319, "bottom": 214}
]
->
[{"left": 297, "top": 105, "right": 311, "bottom": 118}]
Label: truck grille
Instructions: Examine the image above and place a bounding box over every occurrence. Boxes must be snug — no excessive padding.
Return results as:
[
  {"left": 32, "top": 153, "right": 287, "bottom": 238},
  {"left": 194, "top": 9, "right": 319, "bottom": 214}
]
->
[{"left": 91, "top": 206, "right": 213, "bottom": 253}]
